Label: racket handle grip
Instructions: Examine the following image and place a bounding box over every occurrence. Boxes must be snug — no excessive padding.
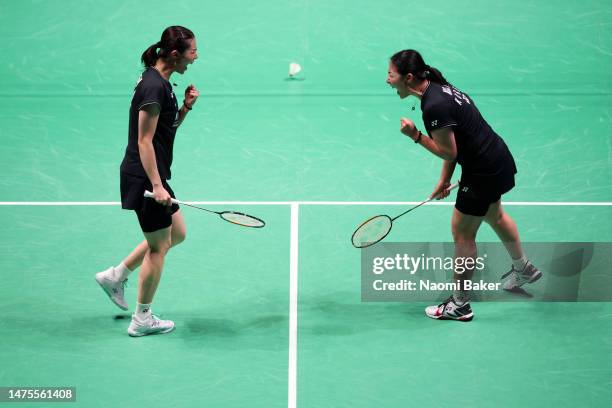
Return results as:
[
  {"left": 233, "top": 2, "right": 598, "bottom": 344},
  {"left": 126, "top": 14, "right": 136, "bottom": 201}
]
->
[
  {"left": 144, "top": 190, "right": 180, "bottom": 205},
  {"left": 448, "top": 181, "right": 459, "bottom": 191},
  {"left": 425, "top": 180, "right": 460, "bottom": 203}
]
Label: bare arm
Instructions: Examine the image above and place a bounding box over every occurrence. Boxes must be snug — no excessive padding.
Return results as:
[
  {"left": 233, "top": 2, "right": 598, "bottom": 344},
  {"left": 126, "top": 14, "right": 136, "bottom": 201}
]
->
[
  {"left": 398, "top": 118, "right": 458, "bottom": 199},
  {"left": 430, "top": 159, "right": 457, "bottom": 199},
  {"left": 439, "top": 158, "right": 457, "bottom": 183},
  {"left": 400, "top": 118, "right": 457, "bottom": 161},
  {"left": 176, "top": 84, "right": 200, "bottom": 127},
  {"left": 137, "top": 104, "right": 171, "bottom": 206},
  {"left": 426, "top": 127, "right": 457, "bottom": 161}
]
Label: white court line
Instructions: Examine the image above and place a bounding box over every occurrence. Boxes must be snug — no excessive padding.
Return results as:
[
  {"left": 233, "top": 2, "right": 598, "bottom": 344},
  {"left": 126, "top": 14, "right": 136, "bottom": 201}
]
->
[
  {"left": 1, "top": 201, "right": 611, "bottom": 206},
  {"left": 288, "top": 203, "right": 299, "bottom": 408},
  {"left": 0, "top": 201, "right": 293, "bottom": 206},
  {"left": 0, "top": 202, "right": 123, "bottom": 206},
  {"left": 297, "top": 201, "right": 612, "bottom": 206}
]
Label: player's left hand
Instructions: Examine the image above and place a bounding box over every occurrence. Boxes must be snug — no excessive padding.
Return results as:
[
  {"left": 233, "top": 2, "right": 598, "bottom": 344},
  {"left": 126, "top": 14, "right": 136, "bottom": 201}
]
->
[{"left": 184, "top": 84, "right": 199, "bottom": 109}]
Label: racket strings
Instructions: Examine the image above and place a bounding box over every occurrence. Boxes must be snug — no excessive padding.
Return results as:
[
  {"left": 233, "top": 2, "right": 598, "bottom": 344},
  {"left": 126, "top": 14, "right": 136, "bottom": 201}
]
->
[
  {"left": 351, "top": 182, "right": 459, "bottom": 248},
  {"left": 351, "top": 215, "right": 392, "bottom": 248},
  {"left": 220, "top": 212, "right": 265, "bottom": 228}
]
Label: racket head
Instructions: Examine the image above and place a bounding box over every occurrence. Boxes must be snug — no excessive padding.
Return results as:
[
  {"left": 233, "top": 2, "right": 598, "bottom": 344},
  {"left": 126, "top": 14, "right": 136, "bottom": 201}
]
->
[
  {"left": 351, "top": 215, "right": 393, "bottom": 248},
  {"left": 220, "top": 211, "right": 266, "bottom": 228}
]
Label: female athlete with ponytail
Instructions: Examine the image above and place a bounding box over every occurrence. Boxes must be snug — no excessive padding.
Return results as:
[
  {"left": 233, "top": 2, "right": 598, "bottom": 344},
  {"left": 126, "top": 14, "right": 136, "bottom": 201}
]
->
[
  {"left": 96, "top": 26, "right": 199, "bottom": 336},
  {"left": 386, "top": 49, "right": 541, "bottom": 321}
]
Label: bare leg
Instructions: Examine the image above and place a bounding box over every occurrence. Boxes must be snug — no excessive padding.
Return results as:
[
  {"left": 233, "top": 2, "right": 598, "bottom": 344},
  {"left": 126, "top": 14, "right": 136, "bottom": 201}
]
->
[
  {"left": 138, "top": 226, "right": 172, "bottom": 304},
  {"left": 451, "top": 208, "right": 484, "bottom": 298},
  {"left": 122, "top": 210, "right": 187, "bottom": 271},
  {"left": 484, "top": 200, "right": 524, "bottom": 260},
  {"left": 123, "top": 240, "right": 149, "bottom": 271}
]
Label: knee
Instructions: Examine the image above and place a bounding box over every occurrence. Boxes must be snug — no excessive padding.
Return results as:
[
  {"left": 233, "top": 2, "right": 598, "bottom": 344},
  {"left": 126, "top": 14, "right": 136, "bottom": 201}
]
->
[
  {"left": 149, "top": 239, "right": 172, "bottom": 255},
  {"left": 451, "top": 208, "right": 482, "bottom": 246},
  {"left": 452, "top": 225, "right": 477, "bottom": 243},
  {"left": 484, "top": 200, "right": 505, "bottom": 226},
  {"left": 453, "top": 231, "right": 476, "bottom": 244},
  {"left": 485, "top": 209, "right": 504, "bottom": 227}
]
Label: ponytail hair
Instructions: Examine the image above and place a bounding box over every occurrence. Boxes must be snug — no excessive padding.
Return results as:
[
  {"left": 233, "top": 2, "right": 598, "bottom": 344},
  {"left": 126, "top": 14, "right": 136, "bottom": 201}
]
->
[
  {"left": 141, "top": 41, "right": 161, "bottom": 67},
  {"left": 141, "top": 26, "right": 195, "bottom": 67},
  {"left": 390, "top": 49, "right": 449, "bottom": 85}
]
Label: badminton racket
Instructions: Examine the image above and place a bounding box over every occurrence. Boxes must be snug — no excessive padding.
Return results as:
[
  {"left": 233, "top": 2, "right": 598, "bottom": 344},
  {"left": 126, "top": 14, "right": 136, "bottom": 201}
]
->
[
  {"left": 144, "top": 191, "right": 265, "bottom": 228},
  {"left": 351, "top": 182, "right": 459, "bottom": 248}
]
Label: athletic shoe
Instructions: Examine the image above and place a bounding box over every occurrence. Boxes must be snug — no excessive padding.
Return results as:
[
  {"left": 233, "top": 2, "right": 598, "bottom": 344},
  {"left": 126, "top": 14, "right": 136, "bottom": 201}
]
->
[
  {"left": 425, "top": 296, "right": 474, "bottom": 321},
  {"left": 127, "top": 314, "right": 175, "bottom": 337},
  {"left": 95, "top": 267, "right": 128, "bottom": 311},
  {"left": 501, "top": 261, "right": 542, "bottom": 290}
]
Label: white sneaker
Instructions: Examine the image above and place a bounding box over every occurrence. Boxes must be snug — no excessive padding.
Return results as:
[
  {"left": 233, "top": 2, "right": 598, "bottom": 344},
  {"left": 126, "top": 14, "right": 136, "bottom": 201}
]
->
[
  {"left": 95, "top": 267, "right": 128, "bottom": 310},
  {"left": 502, "top": 261, "right": 542, "bottom": 290},
  {"left": 127, "top": 314, "right": 175, "bottom": 337}
]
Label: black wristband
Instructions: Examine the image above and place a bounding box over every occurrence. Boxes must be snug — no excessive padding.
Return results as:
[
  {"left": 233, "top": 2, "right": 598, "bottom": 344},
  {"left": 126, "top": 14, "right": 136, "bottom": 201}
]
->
[
  {"left": 183, "top": 101, "right": 192, "bottom": 110},
  {"left": 414, "top": 130, "right": 422, "bottom": 143}
]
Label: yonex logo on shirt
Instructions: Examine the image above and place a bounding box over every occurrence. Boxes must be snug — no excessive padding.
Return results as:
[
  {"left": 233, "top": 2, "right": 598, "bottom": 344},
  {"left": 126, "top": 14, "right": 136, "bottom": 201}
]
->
[{"left": 431, "top": 120, "right": 438, "bottom": 126}]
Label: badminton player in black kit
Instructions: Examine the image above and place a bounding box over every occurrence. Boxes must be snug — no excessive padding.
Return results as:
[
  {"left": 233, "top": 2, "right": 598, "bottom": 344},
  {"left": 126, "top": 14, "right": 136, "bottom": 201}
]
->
[
  {"left": 386, "top": 49, "right": 541, "bottom": 321},
  {"left": 96, "top": 26, "right": 199, "bottom": 336}
]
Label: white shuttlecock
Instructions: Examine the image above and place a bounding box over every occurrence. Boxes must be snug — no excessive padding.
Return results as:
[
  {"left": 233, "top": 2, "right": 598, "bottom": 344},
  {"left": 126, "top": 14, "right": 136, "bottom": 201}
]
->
[{"left": 288, "top": 62, "right": 302, "bottom": 77}]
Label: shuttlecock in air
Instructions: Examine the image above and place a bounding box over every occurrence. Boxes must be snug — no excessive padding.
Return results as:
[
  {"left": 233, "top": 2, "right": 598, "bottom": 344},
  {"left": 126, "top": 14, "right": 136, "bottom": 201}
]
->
[{"left": 288, "top": 62, "right": 302, "bottom": 77}]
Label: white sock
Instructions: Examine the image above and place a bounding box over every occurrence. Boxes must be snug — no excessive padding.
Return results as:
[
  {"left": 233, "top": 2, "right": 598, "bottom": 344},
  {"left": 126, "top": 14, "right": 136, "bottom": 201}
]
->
[
  {"left": 135, "top": 303, "right": 152, "bottom": 320},
  {"left": 512, "top": 255, "right": 528, "bottom": 271},
  {"left": 112, "top": 262, "right": 132, "bottom": 281}
]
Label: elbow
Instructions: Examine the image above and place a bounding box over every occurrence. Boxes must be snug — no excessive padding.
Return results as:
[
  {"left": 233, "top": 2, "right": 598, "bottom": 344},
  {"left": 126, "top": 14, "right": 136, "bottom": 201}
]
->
[
  {"left": 137, "top": 136, "right": 151, "bottom": 149},
  {"left": 440, "top": 149, "right": 457, "bottom": 161},
  {"left": 444, "top": 145, "right": 457, "bottom": 161},
  {"left": 137, "top": 138, "right": 152, "bottom": 155},
  {"left": 443, "top": 152, "right": 457, "bottom": 161}
]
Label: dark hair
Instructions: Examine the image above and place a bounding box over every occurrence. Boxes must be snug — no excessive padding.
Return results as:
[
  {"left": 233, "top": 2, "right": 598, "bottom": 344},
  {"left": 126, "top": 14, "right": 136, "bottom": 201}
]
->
[
  {"left": 141, "top": 26, "right": 195, "bottom": 67},
  {"left": 390, "top": 49, "right": 448, "bottom": 85}
]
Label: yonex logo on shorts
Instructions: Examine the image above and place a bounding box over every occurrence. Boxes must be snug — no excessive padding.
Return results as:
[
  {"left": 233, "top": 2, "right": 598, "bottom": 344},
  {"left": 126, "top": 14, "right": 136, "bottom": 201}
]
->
[
  {"left": 431, "top": 120, "right": 438, "bottom": 126},
  {"left": 461, "top": 186, "right": 469, "bottom": 192}
]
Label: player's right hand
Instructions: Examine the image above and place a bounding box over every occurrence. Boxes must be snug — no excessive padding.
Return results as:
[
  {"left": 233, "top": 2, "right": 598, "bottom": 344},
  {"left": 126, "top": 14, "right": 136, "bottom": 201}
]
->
[
  {"left": 153, "top": 186, "right": 172, "bottom": 206},
  {"left": 400, "top": 117, "right": 418, "bottom": 140},
  {"left": 430, "top": 179, "right": 451, "bottom": 200}
]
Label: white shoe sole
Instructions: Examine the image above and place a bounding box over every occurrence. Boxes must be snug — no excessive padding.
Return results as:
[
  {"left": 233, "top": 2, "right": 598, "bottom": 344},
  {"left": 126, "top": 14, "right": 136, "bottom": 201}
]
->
[
  {"left": 425, "top": 311, "right": 474, "bottom": 321},
  {"left": 127, "top": 325, "right": 175, "bottom": 337},
  {"left": 503, "top": 270, "right": 542, "bottom": 291}
]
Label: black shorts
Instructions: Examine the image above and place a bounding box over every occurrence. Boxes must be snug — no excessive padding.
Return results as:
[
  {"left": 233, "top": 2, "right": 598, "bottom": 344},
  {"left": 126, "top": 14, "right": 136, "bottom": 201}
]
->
[
  {"left": 455, "top": 158, "right": 517, "bottom": 217},
  {"left": 120, "top": 172, "right": 180, "bottom": 233}
]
